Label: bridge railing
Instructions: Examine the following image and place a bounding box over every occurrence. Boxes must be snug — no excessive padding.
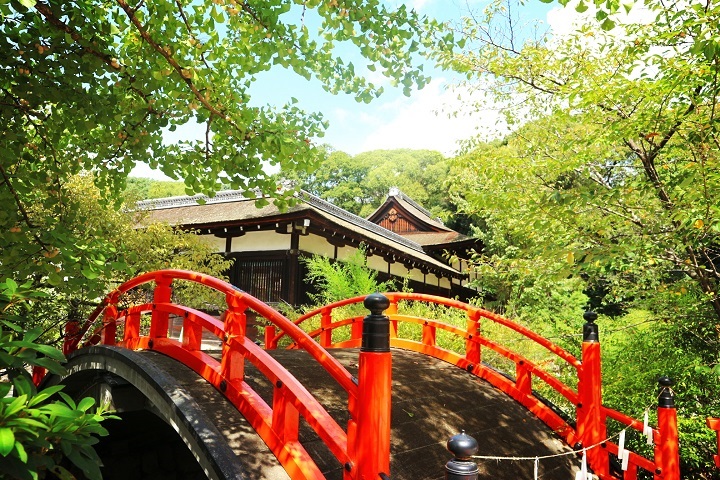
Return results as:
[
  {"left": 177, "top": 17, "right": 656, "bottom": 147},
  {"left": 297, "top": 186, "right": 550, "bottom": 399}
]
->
[
  {"left": 58, "top": 269, "right": 391, "bottom": 480},
  {"left": 267, "top": 292, "right": 680, "bottom": 480}
]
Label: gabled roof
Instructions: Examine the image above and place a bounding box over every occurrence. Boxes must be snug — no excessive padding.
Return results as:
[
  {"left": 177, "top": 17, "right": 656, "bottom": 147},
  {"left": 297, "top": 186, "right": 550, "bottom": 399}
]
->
[{"left": 366, "top": 187, "right": 451, "bottom": 233}]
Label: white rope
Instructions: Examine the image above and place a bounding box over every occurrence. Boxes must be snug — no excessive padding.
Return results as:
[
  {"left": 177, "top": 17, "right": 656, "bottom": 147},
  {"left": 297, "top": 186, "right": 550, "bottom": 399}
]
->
[{"left": 471, "top": 428, "right": 625, "bottom": 462}]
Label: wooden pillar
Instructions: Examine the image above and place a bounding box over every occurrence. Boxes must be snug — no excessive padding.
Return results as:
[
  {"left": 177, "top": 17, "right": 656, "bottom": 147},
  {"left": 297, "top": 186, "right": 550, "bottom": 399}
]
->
[{"left": 286, "top": 229, "right": 300, "bottom": 306}]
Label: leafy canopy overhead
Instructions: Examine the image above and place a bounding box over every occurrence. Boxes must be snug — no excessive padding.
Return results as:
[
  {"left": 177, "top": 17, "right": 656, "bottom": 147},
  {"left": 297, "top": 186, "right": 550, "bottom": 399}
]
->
[{"left": 1, "top": 0, "right": 450, "bottom": 287}]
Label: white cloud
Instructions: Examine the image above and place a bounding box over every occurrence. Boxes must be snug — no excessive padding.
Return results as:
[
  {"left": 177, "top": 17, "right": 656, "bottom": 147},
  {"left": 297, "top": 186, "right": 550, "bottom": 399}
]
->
[
  {"left": 547, "top": 0, "right": 654, "bottom": 41},
  {"left": 356, "top": 78, "right": 507, "bottom": 156}
]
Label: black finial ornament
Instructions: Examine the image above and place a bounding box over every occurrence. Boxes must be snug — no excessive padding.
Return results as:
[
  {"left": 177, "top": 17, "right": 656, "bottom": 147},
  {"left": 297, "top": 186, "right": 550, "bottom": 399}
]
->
[
  {"left": 445, "top": 431, "right": 479, "bottom": 480},
  {"left": 361, "top": 293, "right": 390, "bottom": 352},
  {"left": 658, "top": 376, "right": 675, "bottom": 408},
  {"left": 582, "top": 310, "right": 599, "bottom": 342}
]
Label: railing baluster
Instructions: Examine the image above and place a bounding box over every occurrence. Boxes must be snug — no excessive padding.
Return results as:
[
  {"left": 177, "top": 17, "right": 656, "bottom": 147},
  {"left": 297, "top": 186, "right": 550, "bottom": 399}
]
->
[
  {"left": 515, "top": 361, "right": 532, "bottom": 396},
  {"left": 273, "top": 381, "right": 300, "bottom": 444},
  {"left": 150, "top": 274, "right": 172, "bottom": 339},
  {"left": 221, "top": 294, "right": 247, "bottom": 384},
  {"left": 707, "top": 417, "right": 720, "bottom": 468},
  {"left": 63, "top": 319, "right": 81, "bottom": 355},
  {"left": 465, "top": 309, "right": 481, "bottom": 365},
  {"left": 387, "top": 298, "right": 398, "bottom": 338},
  {"left": 124, "top": 310, "right": 140, "bottom": 343},
  {"left": 101, "top": 305, "right": 117, "bottom": 346},
  {"left": 264, "top": 324, "right": 277, "bottom": 350},
  {"left": 422, "top": 321, "right": 436, "bottom": 346},
  {"left": 320, "top": 308, "right": 332, "bottom": 347},
  {"left": 182, "top": 312, "right": 203, "bottom": 351}
]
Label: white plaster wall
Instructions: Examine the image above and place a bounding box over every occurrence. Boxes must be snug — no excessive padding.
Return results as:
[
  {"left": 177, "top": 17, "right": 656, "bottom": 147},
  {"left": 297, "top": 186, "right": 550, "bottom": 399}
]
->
[
  {"left": 336, "top": 245, "right": 358, "bottom": 262},
  {"left": 406, "top": 267, "right": 424, "bottom": 283},
  {"left": 366, "top": 254, "right": 388, "bottom": 273},
  {"left": 198, "top": 234, "right": 226, "bottom": 253},
  {"left": 439, "top": 277, "right": 452, "bottom": 289},
  {"left": 299, "top": 233, "right": 335, "bottom": 257},
  {"left": 389, "top": 262, "right": 409, "bottom": 278},
  {"left": 231, "top": 231, "right": 291, "bottom": 252}
]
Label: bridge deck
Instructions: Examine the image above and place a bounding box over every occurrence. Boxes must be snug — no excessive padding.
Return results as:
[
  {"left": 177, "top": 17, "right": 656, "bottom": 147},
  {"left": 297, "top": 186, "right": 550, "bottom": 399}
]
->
[{"left": 134, "top": 347, "right": 577, "bottom": 479}]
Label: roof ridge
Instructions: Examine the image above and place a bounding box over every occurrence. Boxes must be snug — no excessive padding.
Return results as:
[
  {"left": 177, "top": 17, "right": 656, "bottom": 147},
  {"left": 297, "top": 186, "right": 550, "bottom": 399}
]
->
[{"left": 136, "top": 189, "right": 263, "bottom": 211}]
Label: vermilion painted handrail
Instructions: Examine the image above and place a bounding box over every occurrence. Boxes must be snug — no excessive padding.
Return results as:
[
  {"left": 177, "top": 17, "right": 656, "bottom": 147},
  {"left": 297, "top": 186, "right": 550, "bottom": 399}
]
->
[
  {"left": 271, "top": 292, "right": 678, "bottom": 480},
  {"left": 59, "top": 270, "right": 363, "bottom": 480}
]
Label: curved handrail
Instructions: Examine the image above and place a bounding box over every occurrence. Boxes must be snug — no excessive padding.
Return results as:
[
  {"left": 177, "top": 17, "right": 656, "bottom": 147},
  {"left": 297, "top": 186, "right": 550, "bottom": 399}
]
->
[
  {"left": 273, "top": 292, "right": 581, "bottom": 370},
  {"left": 73, "top": 269, "right": 357, "bottom": 395},
  {"left": 62, "top": 270, "right": 362, "bottom": 479},
  {"left": 272, "top": 292, "right": 671, "bottom": 480}
]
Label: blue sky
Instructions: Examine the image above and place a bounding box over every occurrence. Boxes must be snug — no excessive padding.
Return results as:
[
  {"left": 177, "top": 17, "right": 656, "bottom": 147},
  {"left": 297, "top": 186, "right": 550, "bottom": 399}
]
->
[{"left": 132, "top": 0, "right": 557, "bottom": 179}]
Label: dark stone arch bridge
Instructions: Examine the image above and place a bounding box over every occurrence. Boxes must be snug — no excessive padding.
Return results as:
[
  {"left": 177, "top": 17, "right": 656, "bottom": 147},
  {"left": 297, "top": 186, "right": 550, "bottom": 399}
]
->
[{"left": 35, "top": 270, "right": 680, "bottom": 480}]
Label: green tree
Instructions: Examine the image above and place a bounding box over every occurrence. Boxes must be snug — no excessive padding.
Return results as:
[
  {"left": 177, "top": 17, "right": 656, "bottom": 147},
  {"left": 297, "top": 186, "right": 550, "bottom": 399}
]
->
[
  {"left": 2, "top": 2, "right": 453, "bottom": 477},
  {"left": 281, "top": 148, "right": 460, "bottom": 222},
  {"left": 304, "top": 245, "right": 396, "bottom": 305},
  {"left": 440, "top": 0, "right": 720, "bottom": 321},
  {"left": 22, "top": 175, "right": 233, "bottom": 339},
  {"left": 2, "top": 0, "right": 449, "bottom": 285},
  {"left": 437, "top": 0, "right": 720, "bottom": 474}
]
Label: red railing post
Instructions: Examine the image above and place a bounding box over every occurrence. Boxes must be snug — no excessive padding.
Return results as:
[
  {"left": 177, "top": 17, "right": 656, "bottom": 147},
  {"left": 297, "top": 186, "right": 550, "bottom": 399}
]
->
[
  {"left": 656, "top": 376, "right": 680, "bottom": 480},
  {"left": 150, "top": 274, "right": 172, "bottom": 340},
  {"left": 124, "top": 310, "right": 140, "bottom": 343},
  {"left": 320, "top": 308, "right": 332, "bottom": 347},
  {"left": 515, "top": 361, "right": 532, "bottom": 396},
  {"left": 181, "top": 312, "right": 203, "bottom": 351},
  {"left": 354, "top": 293, "right": 392, "bottom": 480},
  {"left": 264, "top": 324, "right": 277, "bottom": 350},
  {"left": 101, "top": 305, "right": 118, "bottom": 346},
  {"left": 221, "top": 293, "right": 247, "bottom": 385},
  {"left": 576, "top": 311, "right": 609, "bottom": 476},
  {"left": 706, "top": 417, "right": 720, "bottom": 468},
  {"left": 387, "top": 298, "right": 398, "bottom": 339},
  {"left": 422, "top": 321, "right": 436, "bottom": 346},
  {"left": 465, "top": 309, "right": 481, "bottom": 366},
  {"left": 63, "top": 320, "right": 81, "bottom": 355}
]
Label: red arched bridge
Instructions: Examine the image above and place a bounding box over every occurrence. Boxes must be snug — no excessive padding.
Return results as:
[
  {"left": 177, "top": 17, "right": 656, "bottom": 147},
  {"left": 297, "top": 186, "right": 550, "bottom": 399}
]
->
[{"left": 32, "top": 270, "right": 686, "bottom": 479}]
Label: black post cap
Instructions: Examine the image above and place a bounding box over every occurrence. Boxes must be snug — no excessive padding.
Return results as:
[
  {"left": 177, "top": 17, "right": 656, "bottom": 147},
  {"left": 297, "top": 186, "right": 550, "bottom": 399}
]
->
[
  {"left": 445, "top": 431, "right": 479, "bottom": 480},
  {"left": 364, "top": 292, "right": 390, "bottom": 315},
  {"left": 582, "top": 311, "right": 599, "bottom": 342},
  {"left": 658, "top": 376, "right": 675, "bottom": 408},
  {"left": 361, "top": 293, "right": 390, "bottom": 352}
]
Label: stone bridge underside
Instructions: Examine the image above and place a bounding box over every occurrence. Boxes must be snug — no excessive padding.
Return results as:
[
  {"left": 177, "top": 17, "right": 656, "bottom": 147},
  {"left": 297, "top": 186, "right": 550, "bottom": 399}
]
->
[{"left": 46, "top": 346, "right": 578, "bottom": 480}]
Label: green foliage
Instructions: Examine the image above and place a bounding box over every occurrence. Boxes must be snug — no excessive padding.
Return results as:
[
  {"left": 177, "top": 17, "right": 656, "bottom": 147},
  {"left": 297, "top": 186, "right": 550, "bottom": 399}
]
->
[
  {"left": 435, "top": 0, "right": 720, "bottom": 473},
  {"left": 279, "top": 148, "right": 461, "bottom": 224},
  {"left": 0, "top": 280, "right": 113, "bottom": 480},
  {"left": 14, "top": 175, "right": 232, "bottom": 341},
  {"left": 1, "top": 0, "right": 450, "bottom": 336},
  {"left": 303, "top": 246, "right": 396, "bottom": 306},
  {"left": 124, "top": 178, "right": 186, "bottom": 201}
]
